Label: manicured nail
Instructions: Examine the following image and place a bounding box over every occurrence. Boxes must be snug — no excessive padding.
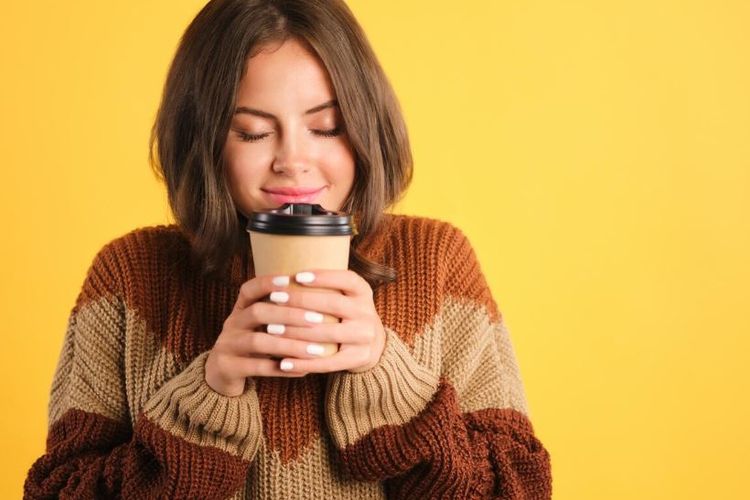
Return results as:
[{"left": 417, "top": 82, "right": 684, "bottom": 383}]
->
[
  {"left": 296, "top": 272, "right": 316, "bottom": 284},
  {"left": 272, "top": 275, "right": 290, "bottom": 286},
  {"left": 266, "top": 324, "right": 285, "bottom": 335},
  {"left": 270, "top": 291, "right": 289, "bottom": 303},
  {"left": 280, "top": 360, "right": 294, "bottom": 371},
  {"left": 304, "top": 311, "right": 324, "bottom": 323},
  {"left": 306, "top": 344, "right": 325, "bottom": 356}
]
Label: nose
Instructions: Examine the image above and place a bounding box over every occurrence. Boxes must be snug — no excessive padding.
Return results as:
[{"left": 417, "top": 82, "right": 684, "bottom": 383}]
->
[{"left": 272, "top": 130, "right": 310, "bottom": 176}]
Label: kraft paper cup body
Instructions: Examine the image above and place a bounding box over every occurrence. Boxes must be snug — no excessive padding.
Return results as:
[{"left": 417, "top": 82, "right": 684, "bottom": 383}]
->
[{"left": 249, "top": 231, "right": 351, "bottom": 357}]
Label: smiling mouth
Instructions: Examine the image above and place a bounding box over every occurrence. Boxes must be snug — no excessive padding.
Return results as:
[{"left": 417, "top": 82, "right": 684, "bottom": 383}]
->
[{"left": 261, "top": 186, "right": 326, "bottom": 204}]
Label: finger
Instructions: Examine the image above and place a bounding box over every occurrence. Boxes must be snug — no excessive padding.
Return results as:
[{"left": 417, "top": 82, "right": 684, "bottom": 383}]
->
[
  {"left": 236, "top": 331, "right": 335, "bottom": 360},
  {"left": 278, "top": 346, "right": 370, "bottom": 374},
  {"left": 293, "top": 269, "right": 372, "bottom": 298},
  {"left": 210, "top": 352, "right": 304, "bottom": 383},
  {"left": 233, "top": 274, "right": 291, "bottom": 312},
  {"left": 228, "top": 301, "right": 332, "bottom": 330},
  {"left": 279, "top": 322, "right": 374, "bottom": 345},
  {"left": 231, "top": 356, "right": 306, "bottom": 378},
  {"left": 281, "top": 289, "right": 359, "bottom": 321}
]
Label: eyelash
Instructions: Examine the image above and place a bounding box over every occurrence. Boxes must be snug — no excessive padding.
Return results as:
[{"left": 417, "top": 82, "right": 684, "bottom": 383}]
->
[{"left": 237, "top": 127, "right": 343, "bottom": 143}]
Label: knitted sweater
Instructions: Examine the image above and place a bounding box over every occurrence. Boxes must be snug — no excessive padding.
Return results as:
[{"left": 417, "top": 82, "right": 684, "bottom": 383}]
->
[{"left": 24, "top": 213, "right": 551, "bottom": 499}]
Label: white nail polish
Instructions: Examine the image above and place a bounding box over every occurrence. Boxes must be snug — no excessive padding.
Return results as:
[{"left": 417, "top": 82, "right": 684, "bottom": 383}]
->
[
  {"left": 270, "top": 291, "right": 289, "bottom": 303},
  {"left": 306, "top": 344, "right": 325, "bottom": 356},
  {"left": 304, "top": 311, "right": 324, "bottom": 323},
  {"left": 267, "top": 324, "right": 285, "bottom": 335},
  {"left": 272, "top": 275, "right": 290, "bottom": 286},
  {"left": 296, "top": 272, "right": 315, "bottom": 284},
  {"left": 280, "top": 360, "right": 294, "bottom": 371}
]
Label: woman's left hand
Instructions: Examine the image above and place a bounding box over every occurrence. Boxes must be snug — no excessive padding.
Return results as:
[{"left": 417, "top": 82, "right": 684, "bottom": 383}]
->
[{"left": 268, "top": 269, "right": 386, "bottom": 374}]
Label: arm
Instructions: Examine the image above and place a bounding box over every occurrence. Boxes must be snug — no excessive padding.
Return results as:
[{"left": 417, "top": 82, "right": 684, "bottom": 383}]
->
[
  {"left": 24, "top": 244, "right": 263, "bottom": 499},
  {"left": 325, "top": 225, "right": 551, "bottom": 499}
]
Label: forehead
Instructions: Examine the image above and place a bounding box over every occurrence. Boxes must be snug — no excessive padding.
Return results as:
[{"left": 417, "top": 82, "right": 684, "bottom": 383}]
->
[{"left": 237, "top": 38, "right": 336, "bottom": 106}]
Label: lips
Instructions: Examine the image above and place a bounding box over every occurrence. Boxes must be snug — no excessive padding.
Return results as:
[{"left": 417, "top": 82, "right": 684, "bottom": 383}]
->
[{"left": 262, "top": 186, "right": 326, "bottom": 204}]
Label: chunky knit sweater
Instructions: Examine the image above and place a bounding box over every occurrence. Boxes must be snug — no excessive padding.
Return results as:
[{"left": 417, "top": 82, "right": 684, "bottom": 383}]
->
[{"left": 24, "top": 213, "right": 551, "bottom": 499}]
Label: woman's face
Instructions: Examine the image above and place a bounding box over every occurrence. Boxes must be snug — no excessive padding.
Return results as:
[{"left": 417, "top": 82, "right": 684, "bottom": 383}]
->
[{"left": 224, "top": 38, "right": 356, "bottom": 215}]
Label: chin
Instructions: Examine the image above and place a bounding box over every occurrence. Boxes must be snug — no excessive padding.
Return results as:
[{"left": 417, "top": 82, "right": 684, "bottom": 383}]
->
[{"left": 322, "top": 200, "right": 346, "bottom": 212}]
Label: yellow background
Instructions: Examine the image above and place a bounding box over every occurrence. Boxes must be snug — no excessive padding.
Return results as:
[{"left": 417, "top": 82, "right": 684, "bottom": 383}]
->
[{"left": 1, "top": 1, "right": 748, "bottom": 498}]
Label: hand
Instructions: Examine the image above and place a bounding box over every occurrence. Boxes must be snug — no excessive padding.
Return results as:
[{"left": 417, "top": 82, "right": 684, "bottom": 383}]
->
[
  {"left": 270, "top": 269, "right": 386, "bottom": 375},
  {"left": 205, "top": 274, "right": 336, "bottom": 397}
]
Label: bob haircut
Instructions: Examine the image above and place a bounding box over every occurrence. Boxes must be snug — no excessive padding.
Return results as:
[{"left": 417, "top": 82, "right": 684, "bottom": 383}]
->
[{"left": 149, "top": 0, "right": 413, "bottom": 287}]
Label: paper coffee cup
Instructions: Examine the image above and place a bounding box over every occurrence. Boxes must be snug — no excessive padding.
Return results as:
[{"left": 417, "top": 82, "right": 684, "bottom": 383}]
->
[{"left": 247, "top": 203, "right": 355, "bottom": 357}]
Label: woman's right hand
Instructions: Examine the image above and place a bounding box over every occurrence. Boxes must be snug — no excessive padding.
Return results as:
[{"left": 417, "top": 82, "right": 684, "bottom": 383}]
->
[{"left": 205, "top": 274, "right": 322, "bottom": 397}]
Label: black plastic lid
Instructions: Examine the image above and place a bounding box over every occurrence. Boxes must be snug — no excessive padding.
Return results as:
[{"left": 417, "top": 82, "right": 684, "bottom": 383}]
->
[{"left": 247, "top": 203, "right": 355, "bottom": 236}]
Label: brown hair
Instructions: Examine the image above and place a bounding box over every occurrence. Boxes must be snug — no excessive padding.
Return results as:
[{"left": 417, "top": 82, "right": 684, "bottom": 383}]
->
[{"left": 148, "top": 0, "right": 412, "bottom": 288}]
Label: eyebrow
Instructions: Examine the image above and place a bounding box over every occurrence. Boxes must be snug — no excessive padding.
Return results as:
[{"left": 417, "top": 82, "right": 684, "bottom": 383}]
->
[{"left": 234, "top": 99, "right": 338, "bottom": 119}]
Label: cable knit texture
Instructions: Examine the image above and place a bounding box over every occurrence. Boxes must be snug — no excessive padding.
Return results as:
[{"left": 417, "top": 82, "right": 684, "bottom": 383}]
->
[{"left": 24, "top": 213, "right": 551, "bottom": 499}]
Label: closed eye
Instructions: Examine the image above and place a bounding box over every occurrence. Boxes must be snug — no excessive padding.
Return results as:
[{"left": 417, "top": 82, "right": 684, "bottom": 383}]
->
[
  {"left": 237, "top": 131, "right": 271, "bottom": 142},
  {"left": 312, "top": 127, "right": 343, "bottom": 138},
  {"left": 236, "top": 128, "right": 343, "bottom": 142}
]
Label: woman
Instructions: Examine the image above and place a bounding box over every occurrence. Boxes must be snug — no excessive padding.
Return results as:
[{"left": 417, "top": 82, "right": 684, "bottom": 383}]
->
[{"left": 24, "top": 0, "right": 551, "bottom": 498}]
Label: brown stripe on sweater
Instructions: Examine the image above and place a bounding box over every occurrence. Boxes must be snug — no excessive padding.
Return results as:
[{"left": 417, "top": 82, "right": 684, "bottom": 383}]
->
[
  {"left": 464, "top": 408, "right": 552, "bottom": 499},
  {"left": 440, "top": 221, "right": 502, "bottom": 324},
  {"left": 346, "top": 212, "right": 396, "bottom": 264},
  {"left": 26, "top": 409, "right": 131, "bottom": 499},
  {"left": 369, "top": 216, "right": 447, "bottom": 348},
  {"left": 26, "top": 409, "right": 250, "bottom": 499},
  {"left": 69, "top": 242, "right": 126, "bottom": 316},
  {"left": 338, "top": 381, "right": 551, "bottom": 499},
  {"left": 136, "top": 415, "right": 251, "bottom": 497},
  {"left": 256, "top": 374, "right": 327, "bottom": 463}
]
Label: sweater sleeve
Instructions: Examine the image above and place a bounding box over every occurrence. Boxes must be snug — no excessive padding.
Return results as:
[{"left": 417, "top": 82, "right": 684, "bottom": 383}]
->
[
  {"left": 24, "top": 244, "right": 263, "bottom": 499},
  {"left": 324, "top": 224, "right": 552, "bottom": 499}
]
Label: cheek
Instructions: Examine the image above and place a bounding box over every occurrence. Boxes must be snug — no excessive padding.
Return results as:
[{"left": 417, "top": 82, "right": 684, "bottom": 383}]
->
[
  {"left": 223, "top": 145, "right": 266, "bottom": 210},
  {"left": 224, "top": 143, "right": 265, "bottom": 183},
  {"left": 324, "top": 141, "right": 356, "bottom": 182}
]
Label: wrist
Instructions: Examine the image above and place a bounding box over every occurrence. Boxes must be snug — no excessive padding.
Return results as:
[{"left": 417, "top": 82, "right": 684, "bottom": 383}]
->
[
  {"left": 205, "top": 352, "right": 246, "bottom": 397},
  {"left": 348, "top": 326, "right": 386, "bottom": 373}
]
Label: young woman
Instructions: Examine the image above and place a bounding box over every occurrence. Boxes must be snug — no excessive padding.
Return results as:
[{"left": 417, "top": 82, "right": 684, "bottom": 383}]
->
[{"left": 25, "top": 0, "right": 551, "bottom": 498}]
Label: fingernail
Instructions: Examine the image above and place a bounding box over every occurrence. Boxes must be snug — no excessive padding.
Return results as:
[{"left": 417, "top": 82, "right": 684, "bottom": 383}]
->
[
  {"left": 280, "top": 360, "right": 294, "bottom": 371},
  {"left": 272, "top": 275, "right": 290, "bottom": 286},
  {"left": 306, "top": 344, "right": 325, "bottom": 356},
  {"left": 296, "top": 272, "right": 316, "bottom": 284},
  {"left": 304, "top": 311, "right": 324, "bottom": 323},
  {"left": 270, "top": 291, "right": 289, "bottom": 303},
  {"left": 267, "top": 324, "right": 285, "bottom": 335}
]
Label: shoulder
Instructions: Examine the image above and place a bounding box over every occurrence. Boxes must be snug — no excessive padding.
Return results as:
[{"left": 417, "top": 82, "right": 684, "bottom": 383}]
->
[
  {"left": 83, "top": 224, "right": 192, "bottom": 295},
  {"left": 366, "top": 213, "right": 501, "bottom": 345},
  {"left": 379, "top": 213, "right": 499, "bottom": 321},
  {"left": 378, "top": 212, "right": 474, "bottom": 268},
  {"left": 95, "top": 224, "right": 189, "bottom": 269},
  {"left": 98, "top": 224, "right": 189, "bottom": 261}
]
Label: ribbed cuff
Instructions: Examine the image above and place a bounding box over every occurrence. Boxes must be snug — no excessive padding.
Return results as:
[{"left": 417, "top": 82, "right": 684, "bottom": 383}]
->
[
  {"left": 142, "top": 351, "right": 263, "bottom": 462},
  {"left": 325, "top": 328, "right": 440, "bottom": 449}
]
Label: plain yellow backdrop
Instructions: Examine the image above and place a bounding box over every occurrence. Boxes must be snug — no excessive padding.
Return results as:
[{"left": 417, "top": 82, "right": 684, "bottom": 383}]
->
[{"left": 1, "top": 1, "right": 748, "bottom": 498}]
